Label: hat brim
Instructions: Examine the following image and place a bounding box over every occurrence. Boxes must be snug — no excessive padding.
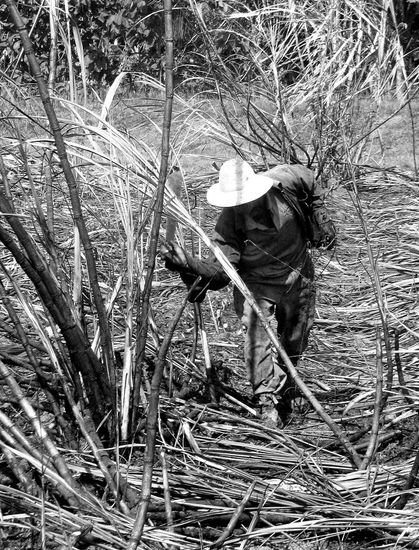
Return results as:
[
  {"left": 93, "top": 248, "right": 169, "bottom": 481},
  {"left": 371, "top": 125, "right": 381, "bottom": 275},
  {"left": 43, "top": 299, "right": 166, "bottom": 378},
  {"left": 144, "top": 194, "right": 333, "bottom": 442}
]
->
[{"left": 207, "top": 175, "right": 274, "bottom": 207}]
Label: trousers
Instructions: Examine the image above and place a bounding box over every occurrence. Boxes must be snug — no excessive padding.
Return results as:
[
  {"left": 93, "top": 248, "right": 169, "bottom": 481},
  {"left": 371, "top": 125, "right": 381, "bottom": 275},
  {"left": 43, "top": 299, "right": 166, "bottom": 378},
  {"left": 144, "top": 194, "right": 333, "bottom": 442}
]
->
[{"left": 233, "top": 262, "right": 315, "bottom": 398}]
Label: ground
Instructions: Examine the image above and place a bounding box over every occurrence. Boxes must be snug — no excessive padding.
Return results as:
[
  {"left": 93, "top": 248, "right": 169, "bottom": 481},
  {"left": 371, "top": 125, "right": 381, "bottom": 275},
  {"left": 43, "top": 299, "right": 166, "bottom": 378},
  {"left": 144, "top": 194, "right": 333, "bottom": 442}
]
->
[
  {"left": 0, "top": 92, "right": 418, "bottom": 549},
  {"left": 144, "top": 164, "right": 419, "bottom": 548}
]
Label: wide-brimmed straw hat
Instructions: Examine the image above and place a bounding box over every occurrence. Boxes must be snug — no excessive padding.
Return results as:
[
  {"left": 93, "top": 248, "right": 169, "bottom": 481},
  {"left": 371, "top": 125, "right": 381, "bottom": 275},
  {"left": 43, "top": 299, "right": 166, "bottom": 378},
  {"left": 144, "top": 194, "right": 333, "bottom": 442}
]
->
[{"left": 207, "top": 158, "right": 275, "bottom": 207}]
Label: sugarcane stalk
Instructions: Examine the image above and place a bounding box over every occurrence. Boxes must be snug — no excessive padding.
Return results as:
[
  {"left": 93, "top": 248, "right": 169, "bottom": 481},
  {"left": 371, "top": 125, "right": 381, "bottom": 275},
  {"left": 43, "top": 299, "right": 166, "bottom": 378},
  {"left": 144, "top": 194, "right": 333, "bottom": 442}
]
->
[
  {"left": 128, "top": 295, "right": 189, "bottom": 549},
  {"left": 165, "top": 169, "right": 218, "bottom": 402},
  {"left": 0, "top": 152, "right": 12, "bottom": 203},
  {"left": 395, "top": 445, "right": 419, "bottom": 510},
  {"left": 5, "top": 0, "right": 115, "bottom": 399},
  {"left": 394, "top": 328, "right": 414, "bottom": 405},
  {"left": 0, "top": 438, "right": 36, "bottom": 494},
  {"left": 360, "top": 329, "right": 384, "bottom": 469},
  {"left": 127, "top": 2, "right": 176, "bottom": 546},
  {"left": 0, "top": 359, "right": 84, "bottom": 499},
  {"left": 194, "top": 302, "right": 218, "bottom": 403},
  {"left": 5, "top": 272, "right": 137, "bottom": 510},
  {"left": 17, "top": 130, "right": 50, "bottom": 241},
  {"left": 131, "top": 0, "right": 175, "bottom": 431},
  {"left": 71, "top": 408, "right": 131, "bottom": 515},
  {"left": 0, "top": 272, "right": 69, "bottom": 437},
  {"left": 0, "top": 411, "right": 42, "bottom": 460},
  {"left": 160, "top": 447, "right": 175, "bottom": 549},
  {"left": 0, "top": 428, "right": 57, "bottom": 497},
  {"left": 47, "top": 0, "right": 58, "bottom": 93},
  {"left": 0, "top": 397, "right": 82, "bottom": 509},
  {"left": 211, "top": 481, "right": 257, "bottom": 548},
  {"left": 0, "top": 205, "right": 111, "bottom": 422}
]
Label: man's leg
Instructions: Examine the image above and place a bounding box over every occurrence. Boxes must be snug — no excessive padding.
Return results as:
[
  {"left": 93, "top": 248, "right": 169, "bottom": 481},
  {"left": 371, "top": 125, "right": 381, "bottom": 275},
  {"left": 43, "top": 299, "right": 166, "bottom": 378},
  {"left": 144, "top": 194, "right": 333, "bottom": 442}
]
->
[
  {"left": 275, "top": 271, "right": 316, "bottom": 422},
  {"left": 233, "top": 290, "right": 287, "bottom": 426}
]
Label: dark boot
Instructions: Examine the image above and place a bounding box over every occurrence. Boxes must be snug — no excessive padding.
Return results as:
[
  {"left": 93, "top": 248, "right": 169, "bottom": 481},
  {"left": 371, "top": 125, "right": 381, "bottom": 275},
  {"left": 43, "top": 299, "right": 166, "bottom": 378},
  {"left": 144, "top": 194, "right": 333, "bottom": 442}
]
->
[
  {"left": 276, "top": 377, "right": 299, "bottom": 425},
  {"left": 257, "top": 393, "right": 282, "bottom": 428},
  {"left": 275, "top": 397, "right": 293, "bottom": 426}
]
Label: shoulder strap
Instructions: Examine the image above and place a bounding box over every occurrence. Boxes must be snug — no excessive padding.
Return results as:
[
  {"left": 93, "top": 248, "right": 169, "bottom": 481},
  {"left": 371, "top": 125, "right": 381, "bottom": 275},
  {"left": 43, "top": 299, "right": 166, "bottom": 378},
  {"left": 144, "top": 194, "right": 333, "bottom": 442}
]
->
[{"left": 271, "top": 186, "right": 314, "bottom": 244}]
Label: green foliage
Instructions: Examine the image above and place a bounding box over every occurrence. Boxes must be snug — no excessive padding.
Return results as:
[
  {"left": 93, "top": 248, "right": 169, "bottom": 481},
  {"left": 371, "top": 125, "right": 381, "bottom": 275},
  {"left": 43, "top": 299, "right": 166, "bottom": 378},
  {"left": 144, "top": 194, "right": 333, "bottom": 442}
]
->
[
  {"left": 0, "top": 0, "right": 257, "bottom": 89},
  {"left": 1, "top": 0, "right": 158, "bottom": 86},
  {"left": 0, "top": 1, "right": 50, "bottom": 78},
  {"left": 1, "top": 0, "right": 418, "bottom": 90},
  {"left": 70, "top": 0, "right": 148, "bottom": 84}
]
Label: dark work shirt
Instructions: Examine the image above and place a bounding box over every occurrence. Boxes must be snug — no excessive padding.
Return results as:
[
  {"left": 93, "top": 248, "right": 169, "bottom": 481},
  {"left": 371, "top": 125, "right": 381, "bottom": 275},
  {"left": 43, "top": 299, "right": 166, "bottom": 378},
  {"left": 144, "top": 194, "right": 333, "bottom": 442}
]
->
[
  {"left": 212, "top": 189, "right": 307, "bottom": 300},
  {"left": 186, "top": 164, "right": 323, "bottom": 300}
]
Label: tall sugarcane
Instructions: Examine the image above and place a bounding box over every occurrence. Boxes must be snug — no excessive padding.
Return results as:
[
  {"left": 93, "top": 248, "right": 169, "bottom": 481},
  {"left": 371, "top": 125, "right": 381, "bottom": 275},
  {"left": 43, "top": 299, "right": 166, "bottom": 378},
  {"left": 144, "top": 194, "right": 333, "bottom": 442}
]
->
[
  {"left": 128, "top": 1, "right": 176, "bottom": 547},
  {"left": 5, "top": 0, "right": 116, "bottom": 418},
  {"left": 165, "top": 169, "right": 218, "bottom": 403},
  {"left": 130, "top": 0, "right": 175, "bottom": 429}
]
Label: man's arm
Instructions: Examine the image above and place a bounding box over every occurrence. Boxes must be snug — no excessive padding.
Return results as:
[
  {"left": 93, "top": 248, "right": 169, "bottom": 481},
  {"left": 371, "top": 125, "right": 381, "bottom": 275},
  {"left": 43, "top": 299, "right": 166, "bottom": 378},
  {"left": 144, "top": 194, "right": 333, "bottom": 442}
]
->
[{"left": 162, "top": 208, "right": 241, "bottom": 301}]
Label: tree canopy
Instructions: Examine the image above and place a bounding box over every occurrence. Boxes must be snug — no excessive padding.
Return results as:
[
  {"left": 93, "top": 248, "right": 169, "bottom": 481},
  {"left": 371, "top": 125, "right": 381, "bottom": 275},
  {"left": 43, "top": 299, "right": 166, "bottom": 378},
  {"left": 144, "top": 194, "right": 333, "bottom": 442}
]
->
[{"left": 1, "top": 0, "right": 418, "bottom": 89}]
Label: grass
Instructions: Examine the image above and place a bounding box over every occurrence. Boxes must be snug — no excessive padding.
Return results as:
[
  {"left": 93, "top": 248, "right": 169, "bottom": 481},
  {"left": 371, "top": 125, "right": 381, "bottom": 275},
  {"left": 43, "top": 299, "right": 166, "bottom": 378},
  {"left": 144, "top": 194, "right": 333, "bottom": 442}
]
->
[
  {"left": 360, "top": 96, "right": 419, "bottom": 172},
  {"left": 107, "top": 89, "right": 419, "bottom": 178}
]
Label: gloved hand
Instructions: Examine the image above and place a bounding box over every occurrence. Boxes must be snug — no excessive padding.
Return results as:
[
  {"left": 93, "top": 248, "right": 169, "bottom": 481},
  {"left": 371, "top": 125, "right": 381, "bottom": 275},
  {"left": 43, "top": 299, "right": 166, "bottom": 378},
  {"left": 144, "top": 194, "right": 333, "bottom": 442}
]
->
[
  {"left": 181, "top": 274, "right": 208, "bottom": 303},
  {"left": 161, "top": 241, "right": 189, "bottom": 272},
  {"left": 161, "top": 241, "right": 208, "bottom": 302},
  {"left": 312, "top": 209, "right": 336, "bottom": 249},
  {"left": 320, "top": 220, "right": 336, "bottom": 249}
]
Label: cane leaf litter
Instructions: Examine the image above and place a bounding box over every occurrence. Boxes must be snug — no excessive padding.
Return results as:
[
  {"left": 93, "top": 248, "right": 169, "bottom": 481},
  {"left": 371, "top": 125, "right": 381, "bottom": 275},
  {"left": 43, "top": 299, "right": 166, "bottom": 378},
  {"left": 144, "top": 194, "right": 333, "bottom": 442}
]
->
[{"left": 0, "top": 86, "right": 418, "bottom": 549}]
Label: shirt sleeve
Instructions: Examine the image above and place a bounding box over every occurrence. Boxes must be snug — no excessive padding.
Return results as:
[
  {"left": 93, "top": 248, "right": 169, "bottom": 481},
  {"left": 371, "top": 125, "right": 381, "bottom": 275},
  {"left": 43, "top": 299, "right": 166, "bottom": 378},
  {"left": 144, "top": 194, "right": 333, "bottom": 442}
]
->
[{"left": 184, "top": 208, "right": 242, "bottom": 290}]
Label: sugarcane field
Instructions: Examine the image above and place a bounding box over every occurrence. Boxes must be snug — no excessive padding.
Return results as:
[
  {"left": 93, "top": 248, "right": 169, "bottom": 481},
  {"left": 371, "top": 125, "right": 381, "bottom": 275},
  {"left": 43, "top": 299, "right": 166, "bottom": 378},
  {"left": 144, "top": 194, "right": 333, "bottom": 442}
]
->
[{"left": 0, "top": 1, "right": 419, "bottom": 549}]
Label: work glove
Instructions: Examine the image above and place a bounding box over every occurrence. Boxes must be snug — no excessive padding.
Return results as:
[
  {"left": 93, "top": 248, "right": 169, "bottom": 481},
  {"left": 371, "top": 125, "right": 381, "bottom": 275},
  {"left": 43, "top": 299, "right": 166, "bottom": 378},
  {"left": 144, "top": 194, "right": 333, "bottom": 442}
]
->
[
  {"left": 319, "top": 220, "right": 337, "bottom": 249},
  {"left": 312, "top": 208, "right": 337, "bottom": 250},
  {"left": 161, "top": 241, "right": 189, "bottom": 272},
  {"left": 161, "top": 241, "right": 208, "bottom": 303}
]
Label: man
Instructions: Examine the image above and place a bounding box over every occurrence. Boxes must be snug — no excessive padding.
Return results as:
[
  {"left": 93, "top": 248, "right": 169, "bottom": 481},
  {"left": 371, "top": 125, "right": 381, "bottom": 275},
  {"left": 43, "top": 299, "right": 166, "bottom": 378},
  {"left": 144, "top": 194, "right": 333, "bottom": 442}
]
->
[{"left": 162, "top": 158, "right": 335, "bottom": 427}]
